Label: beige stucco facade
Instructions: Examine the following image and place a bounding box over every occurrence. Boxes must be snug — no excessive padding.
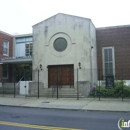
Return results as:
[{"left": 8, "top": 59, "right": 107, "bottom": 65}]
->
[{"left": 32, "top": 13, "right": 97, "bottom": 88}]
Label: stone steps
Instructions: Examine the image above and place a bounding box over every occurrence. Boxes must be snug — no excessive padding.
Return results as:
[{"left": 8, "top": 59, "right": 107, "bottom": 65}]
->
[{"left": 28, "top": 88, "right": 84, "bottom": 98}]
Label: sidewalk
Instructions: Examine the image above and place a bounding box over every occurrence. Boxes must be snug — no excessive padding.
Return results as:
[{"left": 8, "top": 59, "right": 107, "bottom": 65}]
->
[{"left": 0, "top": 95, "right": 130, "bottom": 112}]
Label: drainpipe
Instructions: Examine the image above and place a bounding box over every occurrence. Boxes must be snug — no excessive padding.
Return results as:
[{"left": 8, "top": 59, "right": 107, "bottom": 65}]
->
[
  {"left": 90, "top": 46, "right": 93, "bottom": 88},
  {"left": 13, "top": 64, "right": 16, "bottom": 98}
]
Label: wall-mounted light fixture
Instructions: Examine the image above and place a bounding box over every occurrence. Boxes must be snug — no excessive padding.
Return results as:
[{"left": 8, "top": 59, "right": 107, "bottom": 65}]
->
[
  {"left": 40, "top": 64, "right": 42, "bottom": 70},
  {"left": 78, "top": 62, "right": 81, "bottom": 69}
]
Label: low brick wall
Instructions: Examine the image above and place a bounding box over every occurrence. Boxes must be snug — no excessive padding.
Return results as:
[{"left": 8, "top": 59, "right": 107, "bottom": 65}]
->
[{"left": 0, "top": 83, "right": 19, "bottom": 94}]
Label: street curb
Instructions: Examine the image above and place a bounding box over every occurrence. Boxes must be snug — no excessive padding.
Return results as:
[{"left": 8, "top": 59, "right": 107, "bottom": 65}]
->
[
  {"left": 85, "top": 109, "right": 130, "bottom": 113},
  {"left": 0, "top": 104, "right": 130, "bottom": 113},
  {"left": 0, "top": 104, "right": 80, "bottom": 111}
]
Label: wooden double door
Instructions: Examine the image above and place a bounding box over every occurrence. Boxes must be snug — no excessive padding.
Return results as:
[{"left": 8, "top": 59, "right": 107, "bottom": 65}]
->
[{"left": 48, "top": 65, "right": 74, "bottom": 87}]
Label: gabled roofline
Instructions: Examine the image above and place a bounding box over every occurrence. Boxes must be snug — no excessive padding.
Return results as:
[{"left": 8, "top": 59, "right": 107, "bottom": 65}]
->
[
  {"left": 0, "top": 30, "right": 13, "bottom": 37},
  {"left": 96, "top": 24, "right": 130, "bottom": 30},
  {"left": 32, "top": 13, "right": 92, "bottom": 27}
]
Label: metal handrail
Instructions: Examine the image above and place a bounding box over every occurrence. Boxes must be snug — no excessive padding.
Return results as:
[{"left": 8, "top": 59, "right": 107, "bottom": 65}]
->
[{"left": 16, "top": 76, "right": 24, "bottom": 86}]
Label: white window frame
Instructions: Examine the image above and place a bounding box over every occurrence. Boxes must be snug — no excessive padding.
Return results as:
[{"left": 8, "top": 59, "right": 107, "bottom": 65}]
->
[
  {"left": 25, "top": 42, "right": 32, "bottom": 56},
  {"left": 3, "top": 40, "right": 9, "bottom": 56},
  {"left": 102, "top": 47, "right": 115, "bottom": 77}
]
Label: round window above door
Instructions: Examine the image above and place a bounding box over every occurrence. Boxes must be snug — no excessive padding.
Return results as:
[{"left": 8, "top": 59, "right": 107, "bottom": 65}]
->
[
  {"left": 53, "top": 37, "right": 67, "bottom": 52},
  {"left": 49, "top": 32, "right": 72, "bottom": 57}
]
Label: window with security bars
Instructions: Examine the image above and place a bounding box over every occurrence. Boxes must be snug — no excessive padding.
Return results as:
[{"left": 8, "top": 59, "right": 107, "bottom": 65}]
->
[
  {"left": 25, "top": 42, "right": 32, "bottom": 56},
  {"left": 103, "top": 47, "right": 115, "bottom": 76},
  {"left": 3, "top": 40, "right": 9, "bottom": 56}
]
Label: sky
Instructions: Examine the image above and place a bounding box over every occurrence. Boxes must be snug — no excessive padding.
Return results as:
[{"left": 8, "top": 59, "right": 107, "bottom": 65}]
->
[{"left": 0, "top": 0, "right": 130, "bottom": 35}]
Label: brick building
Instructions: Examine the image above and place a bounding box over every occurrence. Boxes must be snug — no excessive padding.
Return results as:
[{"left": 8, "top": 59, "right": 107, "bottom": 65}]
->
[
  {"left": 0, "top": 30, "right": 13, "bottom": 82},
  {"left": 0, "top": 14, "right": 130, "bottom": 96},
  {"left": 96, "top": 25, "right": 130, "bottom": 80}
]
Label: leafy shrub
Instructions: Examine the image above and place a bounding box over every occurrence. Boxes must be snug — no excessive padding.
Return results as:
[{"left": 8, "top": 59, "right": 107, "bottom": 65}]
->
[{"left": 89, "top": 81, "right": 130, "bottom": 98}]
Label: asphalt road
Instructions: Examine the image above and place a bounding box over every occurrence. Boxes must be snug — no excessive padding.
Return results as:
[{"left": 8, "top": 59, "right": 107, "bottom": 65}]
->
[{"left": 0, "top": 106, "right": 129, "bottom": 130}]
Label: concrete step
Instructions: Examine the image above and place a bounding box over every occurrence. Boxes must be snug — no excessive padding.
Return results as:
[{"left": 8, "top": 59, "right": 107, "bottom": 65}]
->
[
  {"left": 27, "top": 94, "right": 84, "bottom": 98},
  {"left": 29, "top": 88, "right": 77, "bottom": 94},
  {"left": 28, "top": 88, "right": 84, "bottom": 98}
]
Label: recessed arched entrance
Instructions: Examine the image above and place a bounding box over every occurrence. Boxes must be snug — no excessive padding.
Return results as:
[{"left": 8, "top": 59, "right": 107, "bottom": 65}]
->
[{"left": 48, "top": 64, "right": 74, "bottom": 88}]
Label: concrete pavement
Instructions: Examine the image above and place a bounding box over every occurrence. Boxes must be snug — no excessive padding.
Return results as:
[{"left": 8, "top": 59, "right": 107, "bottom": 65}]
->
[{"left": 0, "top": 95, "right": 130, "bottom": 112}]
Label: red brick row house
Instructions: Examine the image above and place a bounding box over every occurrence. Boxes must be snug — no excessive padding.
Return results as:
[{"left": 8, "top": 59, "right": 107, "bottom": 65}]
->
[
  {"left": 0, "top": 31, "right": 32, "bottom": 94},
  {"left": 0, "top": 30, "right": 13, "bottom": 82}
]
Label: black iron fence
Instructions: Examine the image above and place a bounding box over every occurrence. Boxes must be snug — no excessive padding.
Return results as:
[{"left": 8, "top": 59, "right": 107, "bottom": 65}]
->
[
  {"left": 0, "top": 68, "right": 130, "bottom": 100},
  {"left": 91, "top": 68, "right": 130, "bottom": 101}
]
